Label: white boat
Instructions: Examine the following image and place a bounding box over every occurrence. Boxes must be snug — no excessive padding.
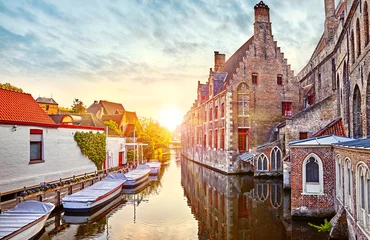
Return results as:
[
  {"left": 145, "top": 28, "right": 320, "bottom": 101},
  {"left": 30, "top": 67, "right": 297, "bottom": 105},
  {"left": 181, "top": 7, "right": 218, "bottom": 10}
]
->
[
  {"left": 63, "top": 196, "right": 125, "bottom": 224},
  {"left": 123, "top": 165, "right": 151, "bottom": 188},
  {"left": 145, "top": 161, "right": 161, "bottom": 176},
  {"left": 62, "top": 173, "right": 126, "bottom": 213},
  {"left": 0, "top": 201, "right": 55, "bottom": 240},
  {"left": 122, "top": 179, "right": 150, "bottom": 194}
]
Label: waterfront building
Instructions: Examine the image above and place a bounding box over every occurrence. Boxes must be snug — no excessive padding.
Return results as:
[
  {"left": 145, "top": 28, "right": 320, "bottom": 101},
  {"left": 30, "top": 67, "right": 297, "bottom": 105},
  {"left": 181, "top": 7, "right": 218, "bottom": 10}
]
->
[
  {"left": 181, "top": 1, "right": 299, "bottom": 174},
  {"left": 0, "top": 88, "right": 104, "bottom": 193}
]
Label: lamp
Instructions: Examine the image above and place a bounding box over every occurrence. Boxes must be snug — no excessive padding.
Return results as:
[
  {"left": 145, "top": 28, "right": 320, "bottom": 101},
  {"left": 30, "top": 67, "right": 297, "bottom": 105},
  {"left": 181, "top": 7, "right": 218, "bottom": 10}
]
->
[{"left": 12, "top": 125, "right": 17, "bottom": 132}]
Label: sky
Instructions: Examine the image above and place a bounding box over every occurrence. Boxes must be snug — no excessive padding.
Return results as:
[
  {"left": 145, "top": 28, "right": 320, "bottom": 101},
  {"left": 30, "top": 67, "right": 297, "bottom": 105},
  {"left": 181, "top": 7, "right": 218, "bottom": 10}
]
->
[{"left": 0, "top": 0, "right": 329, "bottom": 127}]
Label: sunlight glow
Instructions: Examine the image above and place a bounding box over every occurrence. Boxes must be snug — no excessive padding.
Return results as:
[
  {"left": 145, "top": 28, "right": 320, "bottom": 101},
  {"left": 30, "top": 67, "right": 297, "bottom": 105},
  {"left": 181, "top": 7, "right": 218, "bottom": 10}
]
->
[{"left": 159, "top": 107, "right": 182, "bottom": 131}]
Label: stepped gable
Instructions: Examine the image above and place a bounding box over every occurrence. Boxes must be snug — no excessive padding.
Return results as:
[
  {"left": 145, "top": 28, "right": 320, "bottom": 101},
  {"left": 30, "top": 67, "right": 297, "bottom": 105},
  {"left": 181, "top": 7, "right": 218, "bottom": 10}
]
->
[{"left": 0, "top": 88, "right": 55, "bottom": 125}]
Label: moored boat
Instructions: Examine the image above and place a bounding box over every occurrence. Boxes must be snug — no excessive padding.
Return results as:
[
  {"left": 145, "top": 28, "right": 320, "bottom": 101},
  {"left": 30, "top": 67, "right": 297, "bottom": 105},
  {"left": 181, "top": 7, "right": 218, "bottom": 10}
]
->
[
  {"left": 123, "top": 165, "right": 151, "bottom": 189},
  {"left": 145, "top": 161, "right": 161, "bottom": 176},
  {"left": 0, "top": 201, "right": 55, "bottom": 240},
  {"left": 62, "top": 173, "right": 126, "bottom": 213}
]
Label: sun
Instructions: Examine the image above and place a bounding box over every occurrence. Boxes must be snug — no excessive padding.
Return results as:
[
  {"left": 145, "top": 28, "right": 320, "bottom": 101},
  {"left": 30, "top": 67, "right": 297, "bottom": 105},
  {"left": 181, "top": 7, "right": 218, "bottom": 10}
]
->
[{"left": 159, "top": 107, "right": 182, "bottom": 131}]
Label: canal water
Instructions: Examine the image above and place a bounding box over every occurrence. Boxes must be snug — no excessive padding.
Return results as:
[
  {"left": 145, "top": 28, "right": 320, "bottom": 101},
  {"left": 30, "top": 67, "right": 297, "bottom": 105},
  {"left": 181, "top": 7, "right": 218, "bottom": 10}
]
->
[{"left": 43, "top": 150, "right": 328, "bottom": 240}]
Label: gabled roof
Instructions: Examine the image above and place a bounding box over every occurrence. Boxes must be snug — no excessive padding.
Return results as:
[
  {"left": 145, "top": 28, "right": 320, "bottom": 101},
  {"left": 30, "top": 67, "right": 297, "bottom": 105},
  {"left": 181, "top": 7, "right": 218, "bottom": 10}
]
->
[
  {"left": 219, "top": 36, "right": 253, "bottom": 92},
  {"left": 0, "top": 89, "right": 55, "bottom": 125},
  {"left": 289, "top": 135, "right": 353, "bottom": 147},
  {"left": 101, "top": 114, "right": 124, "bottom": 126},
  {"left": 71, "top": 113, "right": 105, "bottom": 128},
  {"left": 35, "top": 97, "right": 58, "bottom": 105},
  {"left": 124, "top": 111, "right": 138, "bottom": 124},
  {"left": 312, "top": 118, "right": 346, "bottom": 137},
  {"left": 100, "top": 100, "right": 125, "bottom": 115},
  {"left": 335, "top": 137, "right": 370, "bottom": 149},
  {"left": 213, "top": 72, "right": 227, "bottom": 95}
]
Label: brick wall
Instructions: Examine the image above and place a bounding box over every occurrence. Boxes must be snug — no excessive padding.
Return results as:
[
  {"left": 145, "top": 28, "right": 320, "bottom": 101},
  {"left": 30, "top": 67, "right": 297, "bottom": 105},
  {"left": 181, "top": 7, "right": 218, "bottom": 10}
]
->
[{"left": 291, "top": 146, "right": 336, "bottom": 218}]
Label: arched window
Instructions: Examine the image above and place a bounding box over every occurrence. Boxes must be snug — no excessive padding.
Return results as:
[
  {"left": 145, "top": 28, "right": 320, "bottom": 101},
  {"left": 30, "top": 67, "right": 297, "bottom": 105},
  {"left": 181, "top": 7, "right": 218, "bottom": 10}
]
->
[
  {"left": 344, "top": 158, "right": 354, "bottom": 212},
  {"left": 257, "top": 154, "right": 268, "bottom": 171},
  {"left": 336, "top": 155, "right": 343, "bottom": 201},
  {"left": 237, "top": 83, "right": 249, "bottom": 117},
  {"left": 302, "top": 154, "right": 324, "bottom": 194},
  {"left": 356, "top": 163, "right": 369, "bottom": 229},
  {"left": 353, "top": 85, "right": 363, "bottom": 138},
  {"left": 356, "top": 18, "right": 361, "bottom": 57},
  {"left": 270, "top": 147, "right": 282, "bottom": 171},
  {"left": 351, "top": 30, "right": 355, "bottom": 63},
  {"left": 337, "top": 74, "right": 341, "bottom": 117},
  {"left": 365, "top": 1, "right": 369, "bottom": 46}
]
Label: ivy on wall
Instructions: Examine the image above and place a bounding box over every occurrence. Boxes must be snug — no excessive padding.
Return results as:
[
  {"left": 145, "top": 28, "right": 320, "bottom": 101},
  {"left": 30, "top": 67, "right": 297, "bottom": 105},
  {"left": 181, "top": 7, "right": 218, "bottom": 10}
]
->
[{"left": 74, "top": 131, "right": 106, "bottom": 170}]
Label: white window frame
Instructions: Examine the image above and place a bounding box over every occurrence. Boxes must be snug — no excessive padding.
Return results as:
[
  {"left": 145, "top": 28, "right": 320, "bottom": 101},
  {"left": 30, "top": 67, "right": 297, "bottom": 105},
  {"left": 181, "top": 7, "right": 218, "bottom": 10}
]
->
[
  {"left": 344, "top": 158, "right": 354, "bottom": 212},
  {"left": 356, "top": 162, "right": 370, "bottom": 230},
  {"left": 302, "top": 153, "right": 324, "bottom": 195},
  {"left": 256, "top": 153, "right": 268, "bottom": 172},
  {"left": 270, "top": 147, "right": 282, "bottom": 171},
  {"left": 336, "top": 155, "right": 343, "bottom": 201}
]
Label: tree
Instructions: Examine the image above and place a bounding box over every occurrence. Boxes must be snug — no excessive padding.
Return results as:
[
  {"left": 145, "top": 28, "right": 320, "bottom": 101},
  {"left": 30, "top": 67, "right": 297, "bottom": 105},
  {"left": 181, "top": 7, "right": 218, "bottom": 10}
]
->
[
  {"left": 0, "top": 82, "right": 23, "bottom": 93},
  {"left": 104, "top": 120, "right": 122, "bottom": 135},
  {"left": 135, "top": 118, "right": 171, "bottom": 161},
  {"left": 71, "top": 98, "right": 86, "bottom": 113}
]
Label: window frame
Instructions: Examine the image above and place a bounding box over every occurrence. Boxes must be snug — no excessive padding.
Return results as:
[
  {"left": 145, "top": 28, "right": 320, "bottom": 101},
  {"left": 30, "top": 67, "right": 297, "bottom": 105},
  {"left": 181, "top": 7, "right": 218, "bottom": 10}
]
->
[
  {"left": 302, "top": 153, "right": 324, "bottom": 195},
  {"left": 277, "top": 74, "right": 283, "bottom": 85},
  {"left": 282, "top": 102, "right": 292, "bottom": 117},
  {"left": 252, "top": 73, "right": 258, "bottom": 85},
  {"left": 30, "top": 129, "right": 44, "bottom": 163}
]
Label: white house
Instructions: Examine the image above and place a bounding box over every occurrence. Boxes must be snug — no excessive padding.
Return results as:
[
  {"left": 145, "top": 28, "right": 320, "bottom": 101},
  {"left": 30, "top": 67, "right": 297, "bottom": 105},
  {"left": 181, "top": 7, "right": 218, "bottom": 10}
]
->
[{"left": 0, "top": 89, "right": 105, "bottom": 193}]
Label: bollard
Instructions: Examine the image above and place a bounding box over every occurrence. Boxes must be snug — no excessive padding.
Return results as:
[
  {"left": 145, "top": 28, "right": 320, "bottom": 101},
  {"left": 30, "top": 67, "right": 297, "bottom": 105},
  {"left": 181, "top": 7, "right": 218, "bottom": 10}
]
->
[
  {"left": 56, "top": 190, "right": 61, "bottom": 207},
  {"left": 68, "top": 186, "right": 72, "bottom": 195}
]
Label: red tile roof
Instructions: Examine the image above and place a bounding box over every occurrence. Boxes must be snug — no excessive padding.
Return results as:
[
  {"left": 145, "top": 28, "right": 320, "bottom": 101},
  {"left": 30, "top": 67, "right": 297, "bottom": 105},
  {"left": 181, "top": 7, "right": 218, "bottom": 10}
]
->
[
  {"left": 312, "top": 118, "right": 347, "bottom": 137},
  {"left": 0, "top": 89, "right": 55, "bottom": 125}
]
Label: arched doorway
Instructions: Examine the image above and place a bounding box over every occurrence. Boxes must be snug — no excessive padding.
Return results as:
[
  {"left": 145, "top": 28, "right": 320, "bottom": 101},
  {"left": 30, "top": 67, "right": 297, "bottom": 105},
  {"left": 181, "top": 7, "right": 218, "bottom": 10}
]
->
[{"left": 353, "top": 85, "right": 363, "bottom": 138}]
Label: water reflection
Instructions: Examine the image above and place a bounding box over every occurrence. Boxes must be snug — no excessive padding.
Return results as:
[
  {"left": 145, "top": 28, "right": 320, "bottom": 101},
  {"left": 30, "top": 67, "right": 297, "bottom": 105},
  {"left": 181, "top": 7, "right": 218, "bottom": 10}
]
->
[{"left": 44, "top": 151, "right": 328, "bottom": 239}]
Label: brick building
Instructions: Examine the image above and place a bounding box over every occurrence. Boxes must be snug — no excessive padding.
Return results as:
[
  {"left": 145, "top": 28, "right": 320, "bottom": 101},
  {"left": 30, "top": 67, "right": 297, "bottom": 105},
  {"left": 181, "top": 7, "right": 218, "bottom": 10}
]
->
[
  {"left": 181, "top": 1, "right": 299, "bottom": 174},
  {"left": 36, "top": 97, "right": 58, "bottom": 115}
]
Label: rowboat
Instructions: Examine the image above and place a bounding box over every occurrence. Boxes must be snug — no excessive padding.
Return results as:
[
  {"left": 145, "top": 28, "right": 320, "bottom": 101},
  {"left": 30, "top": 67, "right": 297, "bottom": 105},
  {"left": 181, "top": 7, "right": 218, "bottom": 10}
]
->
[
  {"left": 62, "top": 173, "right": 126, "bottom": 213},
  {"left": 122, "top": 179, "right": 149, "bottom": 194},
  {"left": 123, "top": 165, "right": 151, "bottom": 188},
  {"left": 145, "top": 161, "right": 161, "bottom": 176},
  {"left": 0, "top": 201, "right": 55, "bottom": 240}
]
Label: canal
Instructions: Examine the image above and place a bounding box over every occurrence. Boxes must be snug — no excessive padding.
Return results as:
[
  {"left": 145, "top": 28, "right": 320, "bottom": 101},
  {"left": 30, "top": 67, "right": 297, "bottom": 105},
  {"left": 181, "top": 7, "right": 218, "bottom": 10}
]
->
[{"left": 43, "top": 150, "right": 328, "bottom": 239}]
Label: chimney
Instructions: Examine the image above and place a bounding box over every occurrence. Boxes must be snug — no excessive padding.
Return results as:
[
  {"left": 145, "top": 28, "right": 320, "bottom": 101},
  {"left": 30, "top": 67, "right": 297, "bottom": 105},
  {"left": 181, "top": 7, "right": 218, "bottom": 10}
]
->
[
  {"left": 214, "top": 51, "right": 225, "bottom": 72},
  {"left": 324, "top": 0, "right": 337, "bottom": 40},
  {"left": 94, "top": 100, "right": 98, "bottom": 104},
  {"left": 254, "top": 1, "right": 270, "bottom": 24}
]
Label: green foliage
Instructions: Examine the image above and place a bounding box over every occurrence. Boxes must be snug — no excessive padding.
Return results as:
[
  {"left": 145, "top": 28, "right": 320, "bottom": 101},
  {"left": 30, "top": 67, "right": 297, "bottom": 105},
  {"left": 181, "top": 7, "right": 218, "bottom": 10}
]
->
[
  {"left": 0, "top": 82, "right": 23, "bottom": 92},
  {"left": 135, "top": 118, "right": 171, "bottom": 161},
  {"left": 71, "top": 98, "right": 86, "bottom": 113},
  {"left": 74, "top": 131, "right": 106, "bottom": 170},
  {"left": 104, "top": 120, "right": 122, "bottom": 135},
  {"left": 308, "top": 219, "right": 332, "bottom": 233},
  {"left": 59, "top": 106, "right": 73, "bottom": 113},
  {"left": 126, "top": 149, "right": 135, "bottom": 162}
]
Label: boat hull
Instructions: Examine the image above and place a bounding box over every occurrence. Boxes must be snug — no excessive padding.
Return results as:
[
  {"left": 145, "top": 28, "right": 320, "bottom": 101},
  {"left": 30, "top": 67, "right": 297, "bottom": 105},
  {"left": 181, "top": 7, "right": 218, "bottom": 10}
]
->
[
  {"left": 63, "top": 183, "right": 123, "bottom": 213},
  {"left": 122, "top": 172, "right": 150, "bottom": 189}
]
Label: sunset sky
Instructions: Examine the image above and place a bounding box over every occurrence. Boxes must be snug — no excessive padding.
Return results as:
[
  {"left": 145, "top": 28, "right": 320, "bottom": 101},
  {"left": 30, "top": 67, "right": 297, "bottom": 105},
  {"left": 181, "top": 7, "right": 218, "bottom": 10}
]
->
[{"left": 0, "top": 0, "right": 328, "bottom": 127}]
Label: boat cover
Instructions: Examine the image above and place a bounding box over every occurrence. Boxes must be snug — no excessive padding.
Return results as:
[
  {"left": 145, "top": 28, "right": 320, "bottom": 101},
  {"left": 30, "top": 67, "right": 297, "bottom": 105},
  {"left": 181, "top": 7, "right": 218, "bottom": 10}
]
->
[
  {"left": 62, "top": 173, "right": 126, "bottom": 203},
  {"left": 145, "top": 162, "right": 161, "bottom": 168},
  {"left": 125, "top": 165, "right": 151, "bottom": 181},
  {"left": 0, "top": 201, "right": 54, "bottom": 239}
]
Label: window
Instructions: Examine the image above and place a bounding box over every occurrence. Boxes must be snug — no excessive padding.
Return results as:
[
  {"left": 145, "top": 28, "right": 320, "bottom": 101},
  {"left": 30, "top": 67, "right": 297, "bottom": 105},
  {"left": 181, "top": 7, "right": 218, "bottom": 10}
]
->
[
  {"left": 356, "top": 18, "right": 361, "bottom": 57},
  {"left": 215, "top": 106, "right": 218, "bottom": 119},
  {"left": 282, "top": 102, "right": 292, "bottom": 117},
  {"left": 209, "top": 130, "right": 212, "bottom": 148},
  {"left": 238, "top": 128, "right": 249, "bottom": 153},
  {"left": 302, "top": 154, "right": 323, "bottom": 194},
  {"left": 221, "top": 129, "right": 225, "bottom": 150},
  {"left": 277, "top": 74, "right": 283, "bottom": 85},
  {"left": 332, "top": 58, "right": 336, "bottom": 90},
  {"left": 46, "top": 105, "right": 49, "bottom": 111},
  {"left": 365, "top": 1, "right": 369, "bottom": 46},
  {"left": 257, "top": 154, "right": 268, "bottom": 171},
  {"left": 351, "top": 30, "right": 355, "bottom": 63},
  {"left": 209, "top": 108, "right": 212, "bottom": 121},
  {"left": 30, "top": 129, "right": 43, "bottom": 162},
  {"left": 256, "top": 184, "right": 268, "bottom": 201},
  {"left": 356, "top": 163, "right": 369, "bottom": 229},
  {"left": 270, "top": 147, "right": 282, "bottom": 171},
  {"left": 336, "top": 156, "right": 343, "bottom": 201},
  {"left": 270, "top": 184, "right": 282, "bottom": 208},
  {"left": 344, "top": 159, "right": 353, "bottom": 211},
  {"left": 252, "top": 73, "right": 258, "bottom": 85},
  {"left": 203, "top": 134, "right": 206, "bottom": 147},
  {"left": 238, "top": 94, "right": 248, "bottom": 116},
  {"left": 214, "top": 129, "right": 218, "bottom": 149},
  {"left": 299, "top": 132, "right": 308, "bottom": 140},
  {"left": 221, "top": 103, "right": 225, "bottom": 118}
]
